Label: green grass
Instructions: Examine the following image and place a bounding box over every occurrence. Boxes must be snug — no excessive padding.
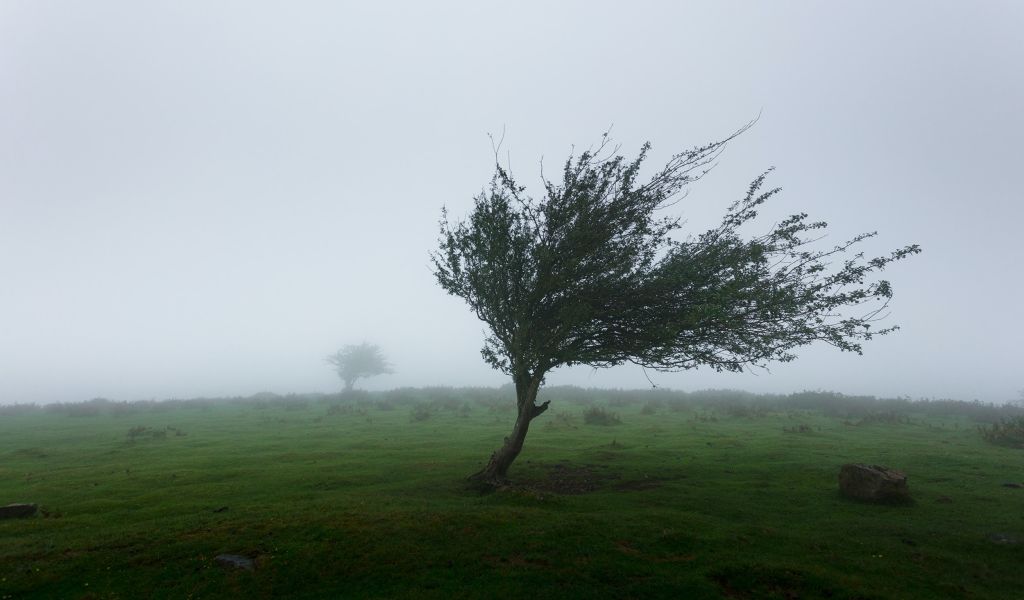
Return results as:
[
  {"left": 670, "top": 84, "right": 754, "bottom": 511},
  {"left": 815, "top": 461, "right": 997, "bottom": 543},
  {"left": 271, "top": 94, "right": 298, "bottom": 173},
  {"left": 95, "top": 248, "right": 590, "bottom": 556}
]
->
[{"left": 1, "top": 393, "right": 1022, "bottom": 599}]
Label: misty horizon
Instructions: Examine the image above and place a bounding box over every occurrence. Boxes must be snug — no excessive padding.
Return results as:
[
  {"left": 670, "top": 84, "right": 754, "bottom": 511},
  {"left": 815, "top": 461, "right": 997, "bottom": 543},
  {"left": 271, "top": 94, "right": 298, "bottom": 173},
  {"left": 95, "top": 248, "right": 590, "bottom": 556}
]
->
[{"left": 2, "top": 2, "right": 1022, "bottom": 405}]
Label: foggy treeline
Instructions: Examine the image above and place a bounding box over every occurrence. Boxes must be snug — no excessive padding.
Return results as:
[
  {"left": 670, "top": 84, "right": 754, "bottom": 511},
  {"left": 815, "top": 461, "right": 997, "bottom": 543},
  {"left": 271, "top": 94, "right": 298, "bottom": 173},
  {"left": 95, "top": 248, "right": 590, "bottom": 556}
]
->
[{"left": 7, "top": 386, "right": 1023, "bottom": 424}]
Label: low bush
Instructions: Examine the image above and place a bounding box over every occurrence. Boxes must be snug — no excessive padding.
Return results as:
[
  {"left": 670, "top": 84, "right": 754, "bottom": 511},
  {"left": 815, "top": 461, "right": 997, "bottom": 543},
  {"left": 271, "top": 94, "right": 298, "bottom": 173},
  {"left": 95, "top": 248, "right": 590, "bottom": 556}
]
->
[
  {"left": 410, "top": 404, "right": 433, "bottom": 422},
  {"left": 690, "top": 412, "right": 719, "bottom": 423},
  {"left": 47, "top": 398, "right": 112, "bottom": 417},
  {"left": 0, "top": 403, "right": 39, "bottom": 416},
  {"left": 583, "top": 406, "right": 621, "bottom": 426},
  {"left": 855, "top": 411, "right": 911, "bottom": 426},
  {"left": 544, "top": 411, "right": 578, "bottom": 430},
  {"left": 978, "top": 417, "right": 1024, "bottom": 448},
  {"left": 127, "top": 425, "right": 186, "bottom": 441}
]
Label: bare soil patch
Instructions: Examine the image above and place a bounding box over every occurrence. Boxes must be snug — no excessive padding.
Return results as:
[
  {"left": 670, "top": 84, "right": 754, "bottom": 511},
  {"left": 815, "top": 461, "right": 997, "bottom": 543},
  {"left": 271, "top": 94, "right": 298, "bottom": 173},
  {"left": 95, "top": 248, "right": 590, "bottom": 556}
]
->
[
  {"left": 612, "top": 476, "right": 667, "bottom": 491},
  {"left": 512, "top": 461, "right": 672, "bottom": 495},
  {"left": 529, "top": 462, "right": 618, "bottom": 494}
]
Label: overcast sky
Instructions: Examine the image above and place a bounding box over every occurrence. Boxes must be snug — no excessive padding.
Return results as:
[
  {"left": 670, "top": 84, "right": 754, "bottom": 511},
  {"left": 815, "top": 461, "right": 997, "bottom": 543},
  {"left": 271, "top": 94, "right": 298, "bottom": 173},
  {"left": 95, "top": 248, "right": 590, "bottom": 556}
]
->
[{"left": 1, "top": 1, "right": 1022, "bottom": 404}]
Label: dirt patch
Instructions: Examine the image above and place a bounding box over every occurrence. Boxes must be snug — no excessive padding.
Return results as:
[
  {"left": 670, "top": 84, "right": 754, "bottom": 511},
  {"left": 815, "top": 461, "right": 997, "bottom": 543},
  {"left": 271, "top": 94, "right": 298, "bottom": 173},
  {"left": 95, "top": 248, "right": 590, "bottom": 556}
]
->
[
  {"left": 506, "top": 462, "right": 680, "bottom": 495},
  {"left": 495, "top": 461, "right": 680, "bottom": 495},
  {"left": 482, "top": 553, "right": 552, "bottom": 568},
  {"left": 524, "top": 462, "right": 620, "bottom": 495},
  {"left": 612, "top": 477, "right": 666, "bottom": 491}
]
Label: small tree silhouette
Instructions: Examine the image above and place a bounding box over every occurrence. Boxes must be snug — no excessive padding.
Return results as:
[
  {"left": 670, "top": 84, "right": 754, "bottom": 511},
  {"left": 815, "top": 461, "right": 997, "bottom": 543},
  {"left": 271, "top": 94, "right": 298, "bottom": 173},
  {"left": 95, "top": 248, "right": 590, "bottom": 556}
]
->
[{"left": 326, "top": 343, "right": 393, "bottom": 392}]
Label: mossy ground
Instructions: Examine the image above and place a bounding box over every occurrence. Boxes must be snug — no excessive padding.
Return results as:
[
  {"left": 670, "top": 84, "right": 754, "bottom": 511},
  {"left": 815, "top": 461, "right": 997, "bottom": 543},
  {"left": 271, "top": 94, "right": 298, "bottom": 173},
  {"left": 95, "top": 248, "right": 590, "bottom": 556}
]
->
[{"left": 1, "top": 392, "right": 1022, "bottom": 599}]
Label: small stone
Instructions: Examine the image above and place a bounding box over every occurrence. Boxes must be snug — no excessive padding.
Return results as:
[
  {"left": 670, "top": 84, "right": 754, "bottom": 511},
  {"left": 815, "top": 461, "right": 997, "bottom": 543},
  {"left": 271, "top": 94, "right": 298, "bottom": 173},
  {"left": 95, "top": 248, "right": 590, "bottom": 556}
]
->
[
  {"left": 0, "top": 504, "right": 38, "bottom": 519},
  {"left": 838, "top": 464, "right": 910, "bottom": 502},
  {"left": 215, "top": 554, "right": 255, "bottom": 571},
  {"left": 1001, "top": 482, "right": 1022, "bottom": 489},
  {"left": 988, "top": 533, "right": 1018, "bottom": 545},
  {"left": 212, "top": 506, "right": 229, "bottom": 513}
]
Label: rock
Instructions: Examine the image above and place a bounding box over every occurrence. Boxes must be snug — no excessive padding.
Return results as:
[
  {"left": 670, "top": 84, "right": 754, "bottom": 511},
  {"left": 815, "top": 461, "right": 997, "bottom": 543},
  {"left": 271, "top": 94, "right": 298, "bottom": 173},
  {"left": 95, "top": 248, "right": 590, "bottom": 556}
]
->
[
  {"left": 215, "top": 554, "right": 255, "bottom": 571},
  {"left": 838, "top": 464, "right": 910, "bottom": 502},
  {"left": 0, "top": 503, "right": 38, "bottom": 519},
  {"left": 1001, "top": 482, "right": 1022, "bottom": 489},
  {"left": 987, "top": 533, "right": 1018, "bottom": 545},
  {"left": 212, "top": 506, "right": 229, "bottom": 513}
]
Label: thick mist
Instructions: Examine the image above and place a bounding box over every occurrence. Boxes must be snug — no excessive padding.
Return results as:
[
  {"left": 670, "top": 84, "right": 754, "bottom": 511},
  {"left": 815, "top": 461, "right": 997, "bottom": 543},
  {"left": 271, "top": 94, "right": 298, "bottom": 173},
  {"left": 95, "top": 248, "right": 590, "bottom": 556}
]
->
[{"left": 1, "top": 1, "right": 1022, "bottom": 404}]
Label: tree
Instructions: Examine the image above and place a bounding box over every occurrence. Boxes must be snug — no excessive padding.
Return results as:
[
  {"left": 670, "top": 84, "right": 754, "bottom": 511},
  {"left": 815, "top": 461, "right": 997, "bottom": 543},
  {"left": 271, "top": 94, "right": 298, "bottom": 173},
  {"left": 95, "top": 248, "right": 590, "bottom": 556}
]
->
[
  {"left": 431, "top": 127, "right": 920, "bottom": 485},
  {"left": 326, "top": 343, "right": 393, "bottom": 392}
]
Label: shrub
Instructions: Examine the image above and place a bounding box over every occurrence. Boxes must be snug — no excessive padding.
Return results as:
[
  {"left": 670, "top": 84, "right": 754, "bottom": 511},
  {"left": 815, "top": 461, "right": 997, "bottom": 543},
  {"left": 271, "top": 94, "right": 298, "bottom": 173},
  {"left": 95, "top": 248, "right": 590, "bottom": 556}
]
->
[
  {"left": 46, "top": 398, "right": 112, "bottom": 417},
  {"left": 690, "top": 412, "right": 719, "bottom": 423},
  {"left": 544, "top": 411, "right": 578, "bottom": 430},
  {"left": 127, "top": 425, "right": 185, "bottom": 441},
  {"left": 383, "top": 388, "right": 420, "bottom": 407},
  {"left": 583, "top": 406, "right": 621, "bottom": 426},
  {"left": 0, "top": 403, "right": 39, "bottom": 416},
  {"left": 410, "top": 404, "right": 433, "bottom": 422},
  {"left": 856, "top": 411, "right": 911, "bottom": 425},
  {"left": 108, "top": 401, "right": 142, "bottom": 417},
  {"left": 978, "top": 417, "right": 1024, "bottom": 448}
]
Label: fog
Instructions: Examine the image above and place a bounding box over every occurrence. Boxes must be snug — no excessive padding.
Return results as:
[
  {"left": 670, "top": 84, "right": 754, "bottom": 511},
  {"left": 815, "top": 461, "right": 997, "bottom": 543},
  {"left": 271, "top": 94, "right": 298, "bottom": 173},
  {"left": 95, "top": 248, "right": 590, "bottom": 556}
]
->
[{"left": 2, "top": 1, "right": 1021, "bottom": 405}]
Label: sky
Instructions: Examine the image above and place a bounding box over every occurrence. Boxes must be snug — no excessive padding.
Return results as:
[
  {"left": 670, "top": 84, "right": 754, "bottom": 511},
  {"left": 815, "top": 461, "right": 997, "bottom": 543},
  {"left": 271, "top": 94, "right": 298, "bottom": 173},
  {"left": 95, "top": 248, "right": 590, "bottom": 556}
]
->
[{"left": 1, "top": 1, "right": 1022, "bottom": 404}]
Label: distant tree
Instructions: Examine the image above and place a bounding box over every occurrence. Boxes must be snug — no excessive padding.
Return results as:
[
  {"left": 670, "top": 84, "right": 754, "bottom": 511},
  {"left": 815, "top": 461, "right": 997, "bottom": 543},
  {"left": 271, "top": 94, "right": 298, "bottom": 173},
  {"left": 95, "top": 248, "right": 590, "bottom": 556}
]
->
[
  {"left": 326, "top": 343, "right": 393, "bottom": 392},
  {"left": 432, "top": 126, "right": 920, "bottom": 485}
]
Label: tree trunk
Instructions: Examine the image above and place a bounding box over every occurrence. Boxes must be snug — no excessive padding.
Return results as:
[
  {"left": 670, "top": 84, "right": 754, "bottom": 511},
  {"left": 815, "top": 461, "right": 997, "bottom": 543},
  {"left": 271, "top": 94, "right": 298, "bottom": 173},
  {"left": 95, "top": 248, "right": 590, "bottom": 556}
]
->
[{"left": 469, "top": 374, "right": 549, "bottom": 485}]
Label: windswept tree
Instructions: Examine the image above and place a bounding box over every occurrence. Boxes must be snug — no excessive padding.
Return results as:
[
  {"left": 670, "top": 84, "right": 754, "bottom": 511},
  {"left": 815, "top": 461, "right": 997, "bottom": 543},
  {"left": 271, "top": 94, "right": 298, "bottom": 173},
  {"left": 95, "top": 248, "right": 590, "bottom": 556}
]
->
[
  {"left": 326, "top": 343, "right": 393, "bottom": 392},
  {"left": 432, "top": 126, "right": 919, "bottom": 485}
]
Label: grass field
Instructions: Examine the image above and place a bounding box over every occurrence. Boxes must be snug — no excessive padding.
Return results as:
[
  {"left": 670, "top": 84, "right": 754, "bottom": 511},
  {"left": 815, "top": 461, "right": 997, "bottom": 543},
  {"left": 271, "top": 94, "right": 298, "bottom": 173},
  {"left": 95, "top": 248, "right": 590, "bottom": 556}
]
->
[{"left": 1, "top": 388, "right": 1022, "bottom": 599}]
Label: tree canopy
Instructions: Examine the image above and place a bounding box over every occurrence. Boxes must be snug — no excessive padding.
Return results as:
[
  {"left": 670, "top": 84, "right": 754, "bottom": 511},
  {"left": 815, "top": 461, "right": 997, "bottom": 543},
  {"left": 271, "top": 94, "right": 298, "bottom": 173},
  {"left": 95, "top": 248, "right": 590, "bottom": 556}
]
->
[
  {"left": 326, "top": 343, "right": 393, "bottom": 392},
  {"left": 432, "top": 127, "right": 919, "bottom": 483}
]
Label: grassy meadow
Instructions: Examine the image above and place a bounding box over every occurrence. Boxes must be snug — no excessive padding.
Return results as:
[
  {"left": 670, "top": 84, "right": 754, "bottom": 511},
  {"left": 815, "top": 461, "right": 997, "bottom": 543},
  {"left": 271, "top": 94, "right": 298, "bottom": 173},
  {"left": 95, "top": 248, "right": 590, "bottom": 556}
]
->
[{"left": 1, "top": 388, "right": 1023, "bottom": 599}]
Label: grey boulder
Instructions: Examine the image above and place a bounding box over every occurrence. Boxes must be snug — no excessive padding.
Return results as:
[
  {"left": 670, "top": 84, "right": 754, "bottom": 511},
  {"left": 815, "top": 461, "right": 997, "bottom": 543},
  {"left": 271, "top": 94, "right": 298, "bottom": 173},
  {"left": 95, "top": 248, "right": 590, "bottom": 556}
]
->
[
  {"left": 215, "top": 554, "right": 256, "bottom": 571},
  {"left": 0, "top": 503, "right": 38, "bottom": 519},
  {"left": 839, "top": 464, "right": 910, "bottom": 502}
]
